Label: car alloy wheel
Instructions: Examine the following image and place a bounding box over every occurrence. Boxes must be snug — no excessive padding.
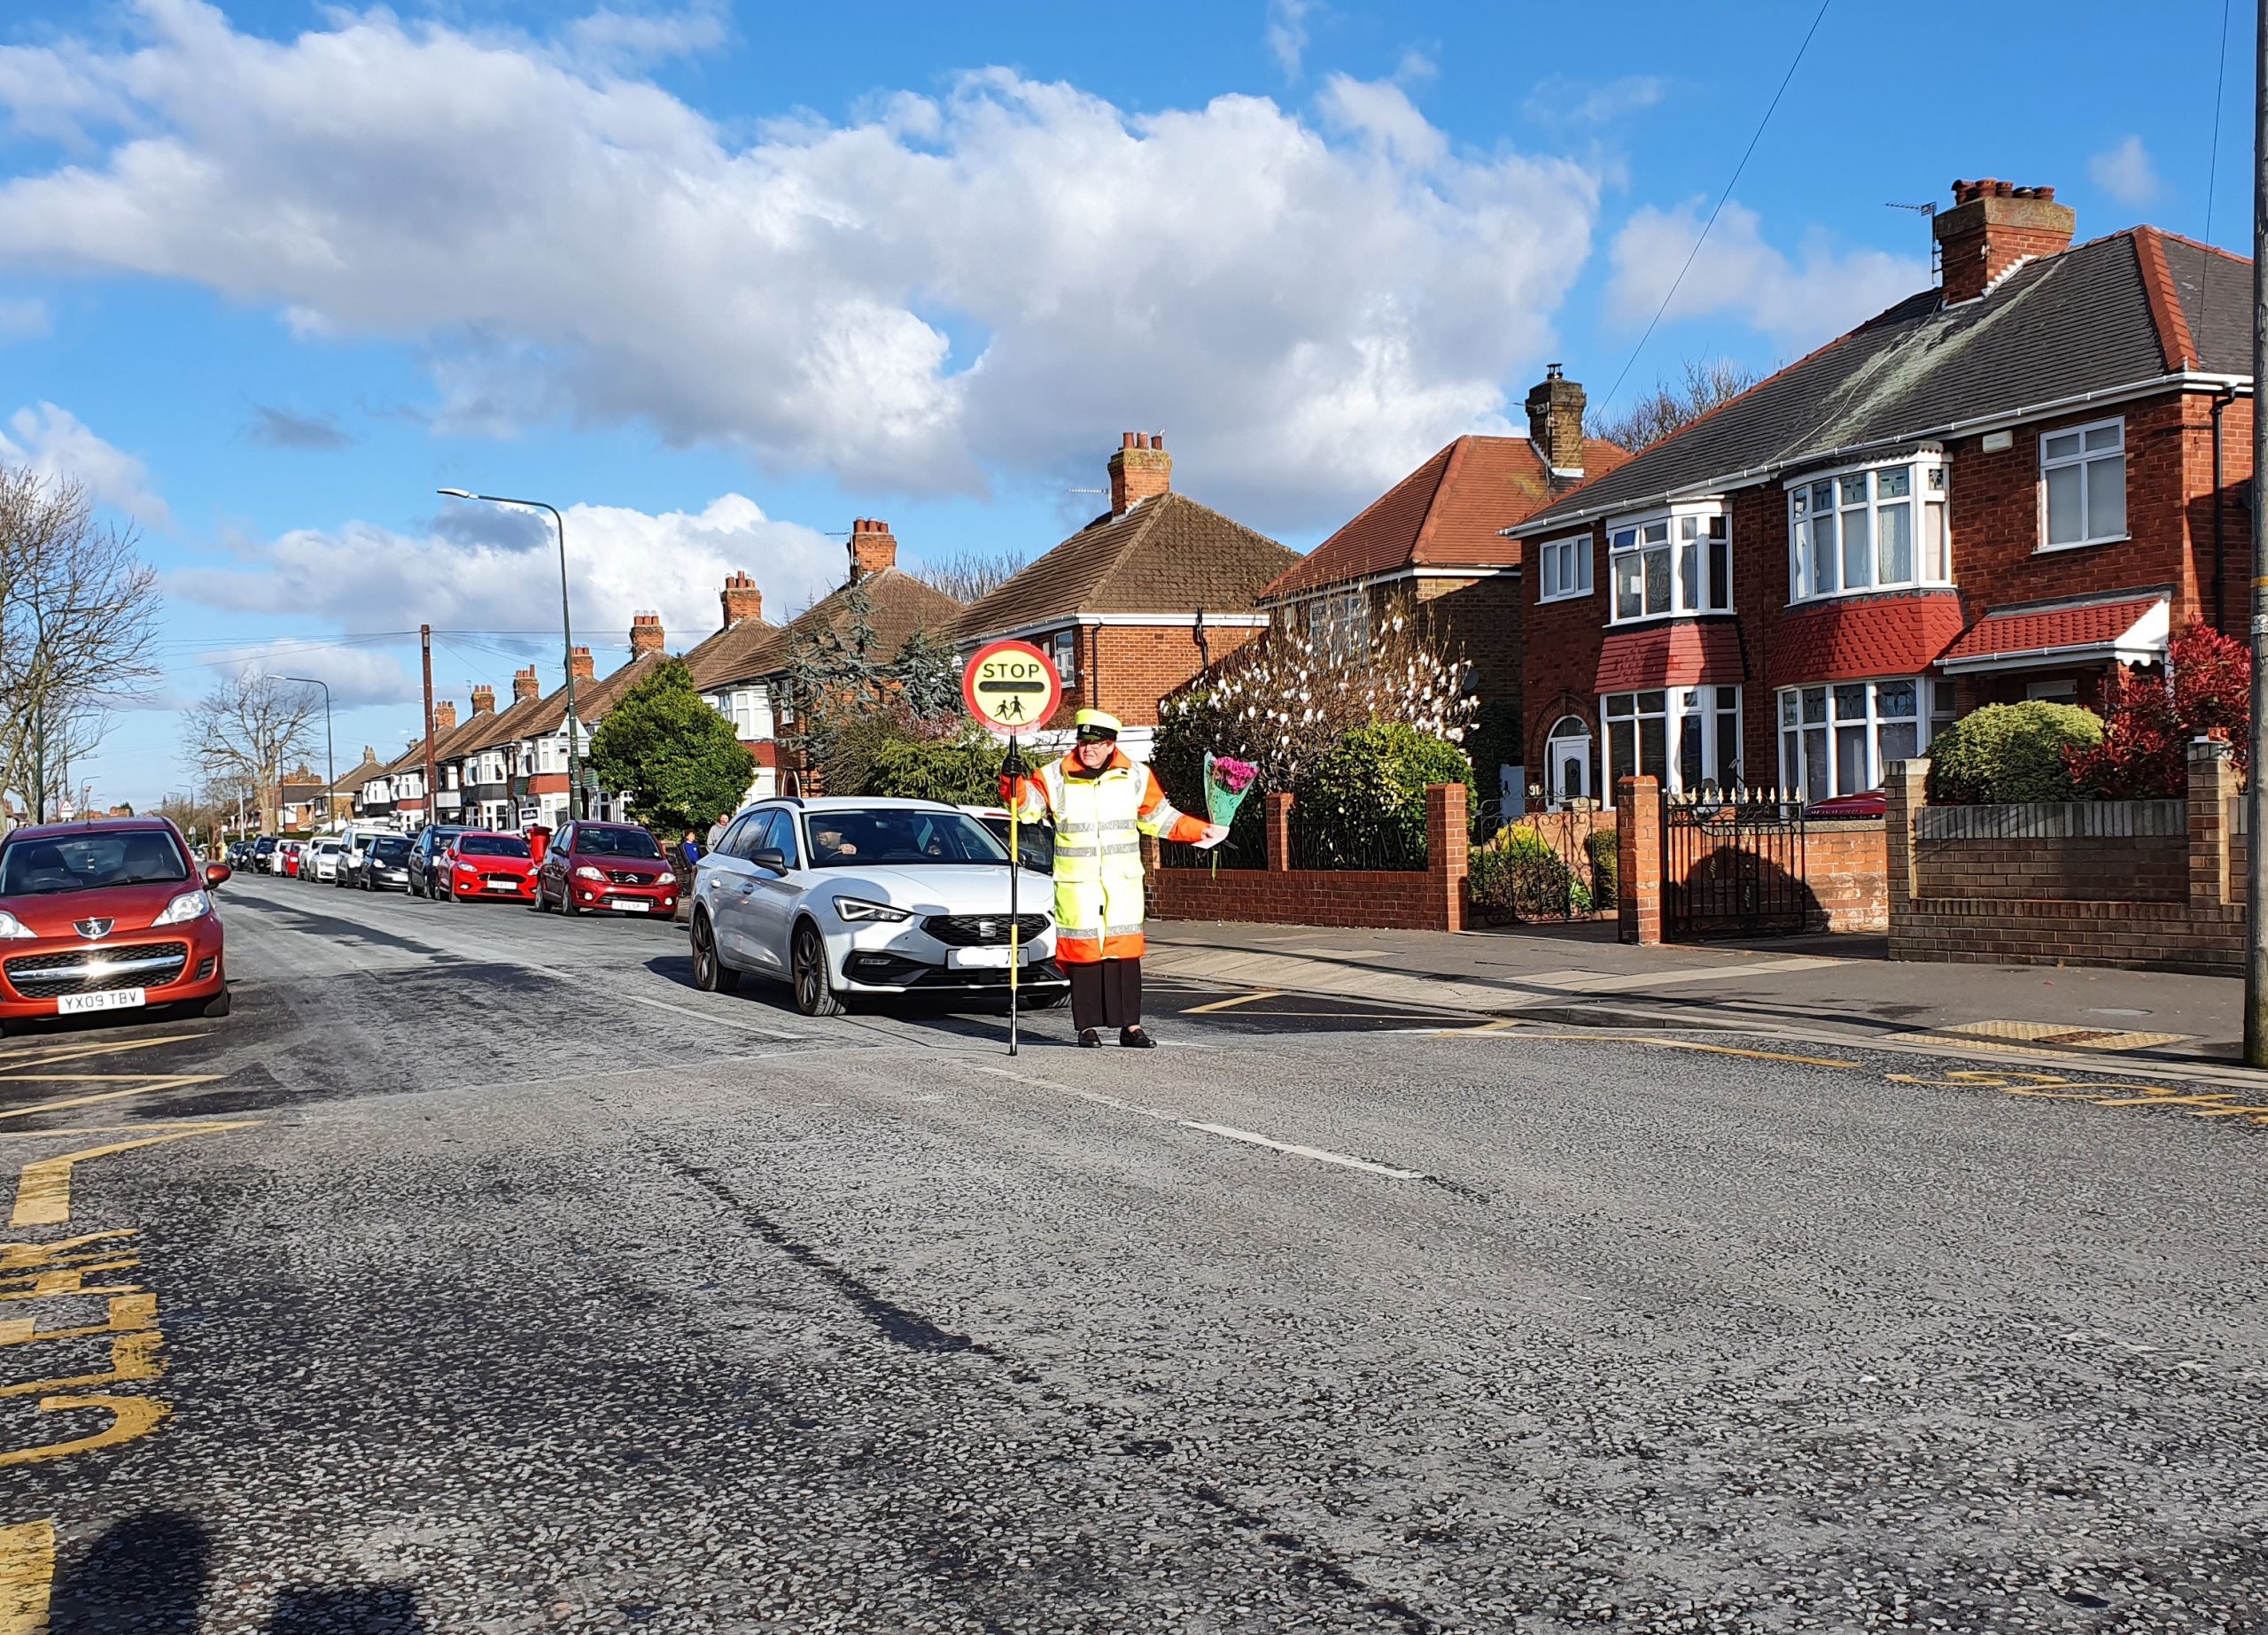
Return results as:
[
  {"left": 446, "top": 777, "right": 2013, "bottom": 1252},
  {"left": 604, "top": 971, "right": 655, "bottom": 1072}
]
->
[
  {"left": 791, "top": 921, "right": 843, "bottom": 1018},
  {"left": 691, "top": 914, "right": 740, "bottom": 994}
]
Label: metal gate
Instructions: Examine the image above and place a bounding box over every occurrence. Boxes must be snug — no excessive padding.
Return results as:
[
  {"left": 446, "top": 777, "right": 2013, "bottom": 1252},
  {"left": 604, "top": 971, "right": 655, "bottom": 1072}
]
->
[{"left": 1662, "top": 790, "right": 1811, "bottom": 939}]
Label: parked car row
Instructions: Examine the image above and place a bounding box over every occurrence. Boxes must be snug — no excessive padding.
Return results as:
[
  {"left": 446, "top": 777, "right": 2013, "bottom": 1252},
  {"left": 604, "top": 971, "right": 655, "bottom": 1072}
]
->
[{"left": 241, "top": 821, "right": 685, "bottom": 912}]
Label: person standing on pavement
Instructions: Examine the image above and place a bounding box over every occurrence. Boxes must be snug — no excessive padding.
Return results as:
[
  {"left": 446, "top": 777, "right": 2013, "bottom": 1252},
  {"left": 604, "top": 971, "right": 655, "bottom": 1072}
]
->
[{"left": 1002, "top": 709, "right": 1225, "bottom": 1048}]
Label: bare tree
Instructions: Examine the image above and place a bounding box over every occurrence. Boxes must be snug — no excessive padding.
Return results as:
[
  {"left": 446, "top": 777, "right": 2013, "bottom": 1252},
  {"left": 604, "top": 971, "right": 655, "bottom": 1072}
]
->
[
  {"left": 911, "top": 548, "right": 1029, "bottom": 605},
  {"left": 0, "top": 465, "right": 164, "bottom": 820},
  {"left": 185, "top": 673, "right": 321, "bottom": 833},
  {"left": 1588, "top": 356, "right": 1762, "bottom": 453}
]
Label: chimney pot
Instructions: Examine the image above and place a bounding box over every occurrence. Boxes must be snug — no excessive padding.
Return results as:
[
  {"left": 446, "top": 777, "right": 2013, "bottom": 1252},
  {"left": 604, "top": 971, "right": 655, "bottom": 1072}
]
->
[{"left": 1121, "top": 431, "right": 1138, "bottom": 449}]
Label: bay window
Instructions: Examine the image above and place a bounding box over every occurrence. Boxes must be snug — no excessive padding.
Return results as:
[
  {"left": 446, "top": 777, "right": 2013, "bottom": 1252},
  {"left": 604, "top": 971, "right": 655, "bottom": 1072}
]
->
[
  {"left": 726, "top": 686, "right": 772, "bottom": 740},
  {"left": 1777, "top": 678, "right": 1956, "bottom": 801},
  {"left": 1538, "top": 534, "right": 1593, "bottom": 601},
  {"left": 1609, "top": 508, "right": 1731, "bottom": 622},
  {"left": 1789, "top": 457, "right": 1949, "bottom": 601},
  {"left": 2040, "top": 419, "right": 2125, "bottom": 547},
  {"left": 1603, "top": 686, "right": 1742, "bottom": 797}
]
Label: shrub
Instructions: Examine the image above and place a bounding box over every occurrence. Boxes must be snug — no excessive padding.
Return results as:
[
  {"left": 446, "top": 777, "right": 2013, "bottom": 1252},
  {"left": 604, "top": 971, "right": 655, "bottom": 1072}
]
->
[
  {"left": 1467, "top": 822, "right": 1586, "bottom": 920},
  {"left": 865, "top": 730, "right": 1004, "bottom": 805},
  {"left": 1585, "top": 826, "right": 1619, "bottom": 910},
  {"left": 1292, "top": 722, "right": 1473, "bottom": 869},
  {"left": 587, "top": 657, "right": 756, "bottom": 836},
  {"left": 1927, "top": 701, "right": 2103, "bottom": 804},
  {"left": 2067, "top": 621, "right": 2252, "bottom": 798}
]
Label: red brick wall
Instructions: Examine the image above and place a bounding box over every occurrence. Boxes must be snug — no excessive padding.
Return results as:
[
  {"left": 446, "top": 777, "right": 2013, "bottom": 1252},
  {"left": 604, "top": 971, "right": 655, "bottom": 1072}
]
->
[
  {"left": 1914, "top": 833, "right": 2187, "bottom": 902},
  {"left": 1149, "top": 786, "right": 1467, "bottom": 932},
  {"left": 1406, "top": 574, "right": 1523, "bottom": 730},
  {"left": 1084, "top": 623, "right": 1264, "bottom": 728}
]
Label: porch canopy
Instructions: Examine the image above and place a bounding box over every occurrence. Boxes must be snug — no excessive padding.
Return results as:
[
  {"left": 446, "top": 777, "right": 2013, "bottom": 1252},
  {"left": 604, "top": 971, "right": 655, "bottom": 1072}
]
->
[{"left": 1937, "top": 592, "right": 2169, "bottom": 677}]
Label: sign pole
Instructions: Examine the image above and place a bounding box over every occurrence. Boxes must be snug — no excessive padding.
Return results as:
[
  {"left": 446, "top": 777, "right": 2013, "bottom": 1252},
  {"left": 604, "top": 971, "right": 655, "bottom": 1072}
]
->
[
  {"left": 962, "top": 639, "right": 1063, "bottom": 1059},
  {"left": 1006, "top": 733, "right": 1022, "bottom": 1058}
]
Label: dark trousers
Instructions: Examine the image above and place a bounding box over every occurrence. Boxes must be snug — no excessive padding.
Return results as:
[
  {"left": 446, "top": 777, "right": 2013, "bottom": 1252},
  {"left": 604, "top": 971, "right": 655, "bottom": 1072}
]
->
[{"left": 1068, "top": 958, "right": 1142, "bottom": 1033}]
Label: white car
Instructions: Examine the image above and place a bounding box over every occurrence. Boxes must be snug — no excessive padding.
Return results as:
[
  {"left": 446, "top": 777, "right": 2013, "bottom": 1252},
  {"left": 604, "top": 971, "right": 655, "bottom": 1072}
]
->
[
  {"left": 689, "top": 797, "right": 1067, "bottom": 1016},
  {"left": 307, "top": 838, "right": 346, "bottom": 882}
]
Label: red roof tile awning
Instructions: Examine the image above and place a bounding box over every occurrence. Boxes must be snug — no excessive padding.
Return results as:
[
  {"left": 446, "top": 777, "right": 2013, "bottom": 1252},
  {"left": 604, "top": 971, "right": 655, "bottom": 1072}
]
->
[
  {"left": 1771, "top": 592, "right": 1967, "bottom": 685},
  {"left": 1938, "top": 593, "right": 2169, "bottom": 672},
  {"left": 1593, "top": 622, "right": 1743, "bottom": 694}
]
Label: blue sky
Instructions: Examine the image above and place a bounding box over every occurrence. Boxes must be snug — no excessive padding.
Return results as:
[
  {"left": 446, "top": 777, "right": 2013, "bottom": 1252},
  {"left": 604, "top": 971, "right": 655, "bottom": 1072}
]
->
[{"left": 0, "top": 0, "right": 2252, "bottom": 810}]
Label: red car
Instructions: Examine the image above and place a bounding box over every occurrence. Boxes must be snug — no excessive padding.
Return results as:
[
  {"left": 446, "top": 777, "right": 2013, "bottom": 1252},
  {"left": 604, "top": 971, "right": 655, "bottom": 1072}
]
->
[
  {"left": 0, "top": 818, "right": 232, "bottom": 1032},
  {"left": 533, "top": 820, "right": 679, "bottom": 918},
  {"left": 440, "top": 831, "right": 538, "bottom": 903},
  {"left": 280, "top": 840, "right": 305, "bottom": 878}
]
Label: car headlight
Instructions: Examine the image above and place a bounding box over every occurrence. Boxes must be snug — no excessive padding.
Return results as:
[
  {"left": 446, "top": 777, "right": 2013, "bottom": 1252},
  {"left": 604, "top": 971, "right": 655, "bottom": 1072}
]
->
[
  {"left": 656, "top": 872, "right": 676, "bottom": 886},
  {"left": 0, "top": 910, "right": 35, "bottom": 940},
  {"left": 151, "top": 889, "right": 212, "bottom": 927},
  {"left": 574, "top": 864, "right": 605, "bottom": 880},
  {"left": 835, "top": 897, "right": 911, "bottom": 923}
]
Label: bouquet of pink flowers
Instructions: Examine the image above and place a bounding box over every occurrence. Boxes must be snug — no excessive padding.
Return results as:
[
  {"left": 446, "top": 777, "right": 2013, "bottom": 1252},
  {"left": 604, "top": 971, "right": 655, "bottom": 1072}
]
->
[{"left": 1202, "top": 752, "right": 1259, "bottom": 876}]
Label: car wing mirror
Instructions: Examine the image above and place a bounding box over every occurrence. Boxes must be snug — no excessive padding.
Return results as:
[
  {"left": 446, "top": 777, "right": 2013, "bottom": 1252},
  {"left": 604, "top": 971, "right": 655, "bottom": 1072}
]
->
[
  {"left": 750, "top": 846, "right": 788, "bottom": 873},
  {"left": 205, "top": 864, "right": 233, "bottom": 889}
]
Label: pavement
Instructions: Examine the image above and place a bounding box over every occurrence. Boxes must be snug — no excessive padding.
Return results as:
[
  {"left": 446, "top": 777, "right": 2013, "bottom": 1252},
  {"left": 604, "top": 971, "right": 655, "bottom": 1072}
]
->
[
  {"left": 1149, "top": 915, "right": 2259, "bottom": 1084},
  {"left": 2, "top": 873, "right": 2264, "bottom": 1632}
]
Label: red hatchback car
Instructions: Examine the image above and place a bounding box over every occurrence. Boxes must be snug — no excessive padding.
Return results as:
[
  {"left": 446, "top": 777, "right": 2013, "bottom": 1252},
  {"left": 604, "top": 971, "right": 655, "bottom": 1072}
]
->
[
  {"left": 440, "top": 831, "right": 538, "bottom": 903},
  {"left": 533, "top": 821, "right": 679, "bottom": 918},
  {"left": 0, "top": 818, "right": 232, "bottom": 1031}
]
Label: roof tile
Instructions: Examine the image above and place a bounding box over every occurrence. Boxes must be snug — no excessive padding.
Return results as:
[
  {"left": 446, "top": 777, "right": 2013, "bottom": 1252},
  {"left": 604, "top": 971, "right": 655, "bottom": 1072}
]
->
[
  {"left": 1593, "top": 622, "right": 1743, "bottom": 694},
  {"left": 1941, "top": 593, "right": 2165, "bottom": 663},
  {"left": 1770, "top": 593, "right": 1969, "bottom": 684}
]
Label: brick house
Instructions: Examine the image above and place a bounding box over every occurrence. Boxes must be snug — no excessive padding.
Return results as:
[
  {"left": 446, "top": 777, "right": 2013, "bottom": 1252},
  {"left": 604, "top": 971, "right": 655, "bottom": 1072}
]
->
[
  {"left": 429, "top": 665, "right": 553, "bottom": 831},
  {"left": 1258, "top": 372, "right": 1627, "bottom": 802},
  {"left": 1511, "top": 178, "right": 2250, "bottom": 811},
  {"left": 954, "top": 434, "right": 1299, "bottom": 760},
  {"left": 705, "top": 520, "right": 965, "bottom": 794},
  {"left": 506, "top": 620, "right": 676, "bottom": 827},
  {"left": 359, "top": 703, "right": 456, "bottom": 831}
]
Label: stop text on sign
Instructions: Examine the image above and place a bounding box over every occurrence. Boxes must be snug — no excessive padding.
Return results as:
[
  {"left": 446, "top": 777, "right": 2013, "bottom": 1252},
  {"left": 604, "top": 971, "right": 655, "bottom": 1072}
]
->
[{"left": 962, "top": 639, "right": 1063, "bottom": 732}]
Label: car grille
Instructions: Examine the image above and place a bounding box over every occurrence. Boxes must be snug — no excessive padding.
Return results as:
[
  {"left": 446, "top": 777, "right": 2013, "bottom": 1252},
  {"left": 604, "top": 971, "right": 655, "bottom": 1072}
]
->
[
  {"left": 922, "top": 913, "right": 1050, "bottom": 947},
  {"left": 604, "top": 869, "right": 654, "bottom": 886},
  {"left": 6, "top": 941, "right": 190, "bottom": 1000},
  {"left": 847, "top": 952, "right": 1064, "bottom": 988}
]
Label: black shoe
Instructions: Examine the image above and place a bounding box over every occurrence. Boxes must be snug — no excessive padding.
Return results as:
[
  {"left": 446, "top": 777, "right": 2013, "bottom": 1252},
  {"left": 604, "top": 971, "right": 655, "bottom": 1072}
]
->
[
  {"left": 1119, "top": 1027, "right": 1156, "bottom": 1049},
  {"left": 1077, "top": 1028, "right": 1102, "bottom": 1049}
]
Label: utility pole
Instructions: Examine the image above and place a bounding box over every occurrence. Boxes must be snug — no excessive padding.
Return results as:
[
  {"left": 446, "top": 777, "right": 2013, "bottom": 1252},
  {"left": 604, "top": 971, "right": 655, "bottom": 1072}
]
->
[
  {"left": 2248, "top": 0, "right": 2268, "bottom": 1067},
  {"left": 421, "top": 624, "right": 439, "bottom": 833}
]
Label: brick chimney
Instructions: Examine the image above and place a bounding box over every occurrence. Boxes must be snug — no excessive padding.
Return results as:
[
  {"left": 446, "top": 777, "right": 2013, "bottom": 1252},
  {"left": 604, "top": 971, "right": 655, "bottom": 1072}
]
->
[
  {"left": 1934, "top": 179, "right": 2075, "bottom": 304},
  {"left": 470, "top": 685, "right": 495, "bottom": 716},
  {"left": 512, "top": 665, "right": 539, "bottom": 702},
  {"left": 630, "top": 611, "right": 665, "bottom": 658},
  {"left": 720, "top": 570, "right": 763, "bottom": 628},
  {"left": 1107, "top": 432, "right": 1172, "bottom": 517},
  {"left": 848, "top": 518, "right": 897, "bottom": 583},
  {"left": 361, "top": 744, "right": 376, "bottom": 763},
  {"left": 1525, "top": 366, "right": 1588, "bottom": 476},
  {"left": 569, "top": 646, "right": 595, "bottom": 681},
  {"left": 434, "top": 700, "right": 458, "bottom": 734}
]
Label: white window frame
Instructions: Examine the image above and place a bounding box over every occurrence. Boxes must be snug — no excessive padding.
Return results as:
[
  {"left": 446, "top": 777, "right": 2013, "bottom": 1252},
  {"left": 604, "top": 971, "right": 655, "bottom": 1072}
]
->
[
  {"left": 1537, "top": 534, "right": 1594, "bottom": 603},
  {"left": 1775, "top": 678, "right": 1957, "bottom": 801},
  {"left": 724, "top": 686, "right": 773, "bottom": 740},
  {"left": 1051, "top": 628, "right": 1079, "bottom": 686},
  {"left": 1607, "top": 504, "right": 1732, "bottom": 624},
  {"left": 1787, "top": 453, "right": 1951, "bottom": 603},
  {"left": 2039, "top": 417, "right": 2127, "bottom": 550},
  {"left": 1601, "top": 685, "right": 1744, "bottom": 800},
  {"left": 1303, "top": 590, "right": 1370, "bottom": 662}
]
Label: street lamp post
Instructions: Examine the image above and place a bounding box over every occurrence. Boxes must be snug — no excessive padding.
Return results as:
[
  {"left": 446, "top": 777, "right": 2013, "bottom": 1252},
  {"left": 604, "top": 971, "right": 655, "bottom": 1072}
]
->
[
  {"left": 437, "top": 489, "right": 582, "bottom": 821},
  {"left": 273, "top": 675, "right": 335, "bottom": 831}
]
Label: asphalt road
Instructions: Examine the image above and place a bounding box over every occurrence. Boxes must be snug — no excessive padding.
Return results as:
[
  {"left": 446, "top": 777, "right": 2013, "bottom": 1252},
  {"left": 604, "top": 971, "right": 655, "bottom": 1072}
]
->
[{"left": 3, "top": 872, "right": 2264, "bottom": 1633}]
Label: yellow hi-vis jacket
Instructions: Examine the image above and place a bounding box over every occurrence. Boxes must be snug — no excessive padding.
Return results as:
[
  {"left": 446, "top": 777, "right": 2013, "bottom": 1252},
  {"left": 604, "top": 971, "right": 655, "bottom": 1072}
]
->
[{"left": 1008, "top": 748, "right": 1207, "bottom": 963}]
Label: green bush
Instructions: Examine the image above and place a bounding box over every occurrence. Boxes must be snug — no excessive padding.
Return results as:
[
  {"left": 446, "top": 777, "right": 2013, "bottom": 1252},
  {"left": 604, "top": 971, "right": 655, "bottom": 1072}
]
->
[
  {"left": 1585, "top": 827, "right": 1619, "bottom": 910},
  {"left": 1293, "top": 723, "right": 1472, "bottom": 869},
  {"left": 865, "top": 730, "right": 1004, "bottom": 805},
  {"left": 1927, "top": 701, "right": 2103, "bottom": 804}
]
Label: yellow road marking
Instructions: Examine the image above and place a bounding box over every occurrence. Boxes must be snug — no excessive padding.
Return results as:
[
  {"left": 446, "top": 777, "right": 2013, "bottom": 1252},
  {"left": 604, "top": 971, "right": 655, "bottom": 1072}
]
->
[
  {"left": 1637, "top": 1038, "right": 1859, "bottom": 1067},
  {"left": 0, "top": 1037, "right": 201, "bottom": 1073},
  {"left": 1181, "top": 989, "right": 1285, "bottom": 1013},
  {"left": 0, "top": 1329, "right": 163, "bottom": 1399},
  {"left": 0, "top": 1080, "right": 221, "bottom": 1120},
  {"left": 1888, "top": 1070, "right": 2268, "bottom": 1124},
  {"left": 0, "top": 1393, "right": 169, "bottom": 1469},
  {"left": 4, "top": 1122, "right": 259, "bottom": 1228},
  {"left": 0, "top": 1291, "right": 155, "bottom": 1348},
  {"left": 1425, "top": 1027, "right": 1853, "bottom": 1068},
  {"left": 0, "top": 1518, "right": 54, "bottom": 1633}
]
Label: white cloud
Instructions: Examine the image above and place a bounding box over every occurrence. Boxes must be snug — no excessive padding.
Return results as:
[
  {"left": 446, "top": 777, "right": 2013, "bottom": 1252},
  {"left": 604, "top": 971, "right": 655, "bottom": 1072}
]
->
[
  {"left": 2089, "top": 135, "right": 2161, "bottom": 207},
  {"left": 0, "top": 3, "right": 1599, "bottom": 530},
  {"left": 1523, "top": 74, "right": 1667, "bottom": 128},
  {"left": 566, "top": 3, "right": 728, "bottom": 71},
  {"left": 182, "top": 641, "right": 420, "bottom": 711},
  {"left": 1266, "top": 0, "right": 1316, "bottom": 78},
  {"left": 0, "top": 402, "right": 171, "bottom": 525},
  {"left": 1605, "top": 198, "right": 1928, "bottom": 353},
  {"left": 0, "top": 298, "right": 47, "bottom": 338},
  {"left": 167, "top": 494, "right": 840, "bottom": 663}
]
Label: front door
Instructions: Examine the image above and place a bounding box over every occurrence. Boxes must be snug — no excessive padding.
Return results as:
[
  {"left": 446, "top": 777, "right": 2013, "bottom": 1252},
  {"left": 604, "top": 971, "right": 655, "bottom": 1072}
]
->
[{"left": 1549, "top": 733, "right": 1592, "bottom": 808}]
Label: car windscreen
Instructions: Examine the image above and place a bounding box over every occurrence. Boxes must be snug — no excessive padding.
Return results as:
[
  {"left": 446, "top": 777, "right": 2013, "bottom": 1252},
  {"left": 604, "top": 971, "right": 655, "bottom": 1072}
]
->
[
  {"left": 370, "top": 836, "right": 410, "bottom": 857},
  {"left": 577, "top": 827, "right": 662, "bottom": 859},
  {"left": 457, "top": 835, "right": 531, "bottom": 857},
  {"left": 802, "top": 810, "right": 1010, "bottom": 868},
  {"left": 1, "top": 832, "right": 190, "bottom": 895}
]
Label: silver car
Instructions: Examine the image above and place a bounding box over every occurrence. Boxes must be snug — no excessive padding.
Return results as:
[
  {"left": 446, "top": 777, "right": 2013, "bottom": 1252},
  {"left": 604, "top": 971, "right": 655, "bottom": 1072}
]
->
[{"left": 688, "top": 797, "right": 1066, "bottom": 1017}]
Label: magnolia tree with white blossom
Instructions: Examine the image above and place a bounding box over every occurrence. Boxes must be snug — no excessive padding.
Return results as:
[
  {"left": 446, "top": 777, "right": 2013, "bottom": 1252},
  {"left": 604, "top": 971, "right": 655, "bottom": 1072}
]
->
[{"left": 1153, "top": 600, "right": 1478, "bottom": 818}]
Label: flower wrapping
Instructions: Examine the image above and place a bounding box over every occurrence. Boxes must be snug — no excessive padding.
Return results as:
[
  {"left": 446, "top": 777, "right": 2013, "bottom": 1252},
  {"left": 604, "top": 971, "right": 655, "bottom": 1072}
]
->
[{"left": 1202, "top": 753, "right": 1259, "bottom": 875}]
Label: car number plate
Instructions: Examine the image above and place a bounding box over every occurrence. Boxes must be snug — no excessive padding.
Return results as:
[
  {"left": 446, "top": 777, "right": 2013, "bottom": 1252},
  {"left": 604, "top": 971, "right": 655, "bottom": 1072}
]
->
[
  {"left": 58, "top": 988, "right": 145, "bottom": 1016},
  {"left": 946, "top": 946, "right": 1025, "bottom": 969},
  {"left": 614, "top": 899, "right": 650, "bottom": 912}
]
